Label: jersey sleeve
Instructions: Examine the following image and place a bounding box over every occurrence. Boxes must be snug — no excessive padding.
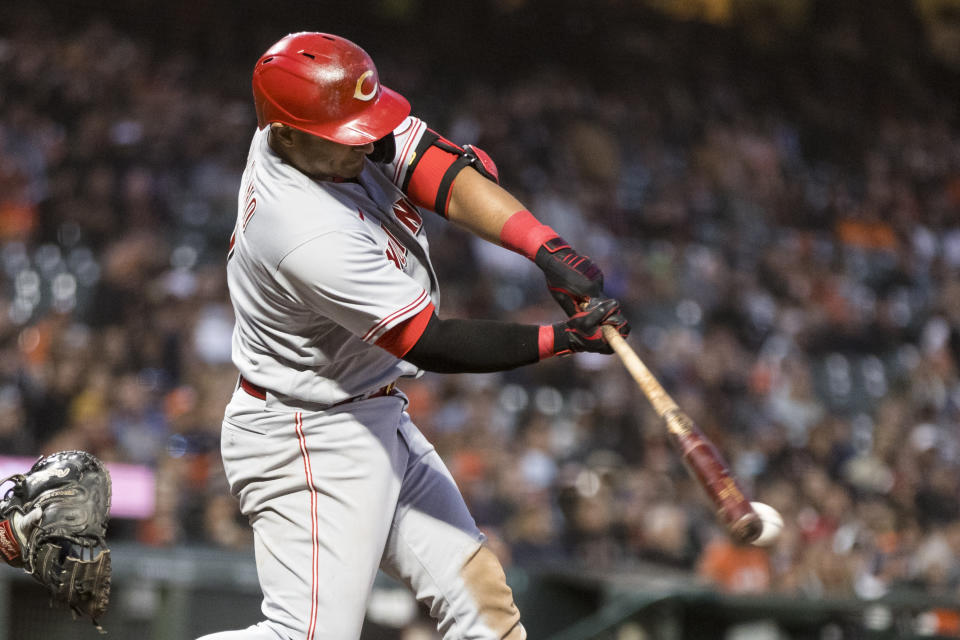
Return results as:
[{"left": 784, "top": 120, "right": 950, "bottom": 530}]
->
[
  {"left": 379, "top": 115, "right": 467, "bottom": 218},
  {"left": 275, "top": 229, "right": 434, "bottom": 354},
  {"left": 382, "top": 115, "right": 429, "bottom": 191}
]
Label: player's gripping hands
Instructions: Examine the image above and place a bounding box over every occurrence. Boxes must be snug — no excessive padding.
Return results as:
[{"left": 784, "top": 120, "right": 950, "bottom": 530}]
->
[{"left": 548, "top": 296, "right": 630, "bottom": 356}]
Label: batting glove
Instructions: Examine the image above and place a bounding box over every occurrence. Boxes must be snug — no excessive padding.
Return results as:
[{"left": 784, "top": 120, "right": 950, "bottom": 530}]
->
[
  {"left": 535, "top": 237, "right": 605, "bottom": 317},
  {"left": 552, "top": 297, "right": 630, "bottom": 355}
]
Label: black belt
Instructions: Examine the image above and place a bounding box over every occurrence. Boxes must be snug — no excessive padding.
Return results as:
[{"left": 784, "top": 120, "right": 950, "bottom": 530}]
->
[{"left": 239, "top": 376, "right": 396, "bottom": 407}]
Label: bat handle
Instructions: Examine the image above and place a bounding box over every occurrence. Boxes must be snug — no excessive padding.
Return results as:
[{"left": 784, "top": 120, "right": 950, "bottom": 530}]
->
[{"left": 600, "top": 324, "right": 678, "bottom": 417}]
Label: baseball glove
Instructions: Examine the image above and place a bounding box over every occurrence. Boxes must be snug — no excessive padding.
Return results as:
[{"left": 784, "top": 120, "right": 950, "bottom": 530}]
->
[{"left": 0, "top": 450, "right": 112, "bottom": 629}]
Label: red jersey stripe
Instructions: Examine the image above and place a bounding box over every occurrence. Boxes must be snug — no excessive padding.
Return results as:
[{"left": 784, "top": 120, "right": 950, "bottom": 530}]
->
[
  {"left": 296, "top": 412, "right": 320, "bottom": 640},
  {"left": 362, "top": 290, "right": 429, "bottom": 342}
]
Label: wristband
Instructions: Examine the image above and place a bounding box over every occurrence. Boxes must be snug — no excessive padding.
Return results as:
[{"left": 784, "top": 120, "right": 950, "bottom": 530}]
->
[
  {"left": 499, "top": 210, "right": 559, "bottom": 261},
  {"left": 538, "top": 324, "right": 572, "bottom": 359}
]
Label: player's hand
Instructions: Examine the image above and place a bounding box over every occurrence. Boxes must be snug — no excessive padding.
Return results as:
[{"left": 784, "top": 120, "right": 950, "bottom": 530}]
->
[
  {"left": 534, "top": 237, "right": 605, "bottom": 316},
  {"left": 553, "top": 297, "right": 630, "bottom": 355}
]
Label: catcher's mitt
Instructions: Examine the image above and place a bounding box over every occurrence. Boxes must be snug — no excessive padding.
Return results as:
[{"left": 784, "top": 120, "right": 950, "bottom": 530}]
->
[{"left": 0, "top": 450, "right": 111, "bottom": 630}]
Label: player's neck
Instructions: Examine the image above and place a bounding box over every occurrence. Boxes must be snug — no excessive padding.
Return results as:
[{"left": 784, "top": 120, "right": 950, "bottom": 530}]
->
[{"left": 267, "top": 129, "right": 339, "bottom": 182}]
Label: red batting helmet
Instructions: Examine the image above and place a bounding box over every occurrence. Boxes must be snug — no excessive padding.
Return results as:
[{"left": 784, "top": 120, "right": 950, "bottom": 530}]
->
[{"left": 252, "top": 32, "right": 410, "bottom": 145}]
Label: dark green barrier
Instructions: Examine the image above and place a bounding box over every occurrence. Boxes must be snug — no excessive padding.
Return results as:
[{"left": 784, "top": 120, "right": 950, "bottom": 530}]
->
[
  {"left": 511, "top": 569, "right": 960, "bottom": 640},
  {"left": 0, "top": 548, "right": 956, "bottom": 639}
]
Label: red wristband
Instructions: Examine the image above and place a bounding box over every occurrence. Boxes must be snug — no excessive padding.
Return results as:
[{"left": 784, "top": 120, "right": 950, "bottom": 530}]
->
[
  {"left": 499, "top": 210, "right": 559, "bottom": 261},
  {"left": 537, "top": 325, "right": 555, "bottom": 360}
]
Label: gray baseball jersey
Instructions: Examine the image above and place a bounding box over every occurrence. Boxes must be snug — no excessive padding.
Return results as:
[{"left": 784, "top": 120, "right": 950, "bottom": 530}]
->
[{"left": 228, "top": 116, "right": 436, "bottom": 404}]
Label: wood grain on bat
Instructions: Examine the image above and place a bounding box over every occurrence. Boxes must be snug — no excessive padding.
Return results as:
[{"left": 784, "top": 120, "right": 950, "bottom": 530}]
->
[{"left": 599, "top": 324, "right": 761, "bottom": 543}]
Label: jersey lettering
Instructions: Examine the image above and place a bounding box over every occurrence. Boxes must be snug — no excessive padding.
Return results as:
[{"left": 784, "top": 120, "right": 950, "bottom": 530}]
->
[
  {"left": 242, "top": 171, "right": 258, "bottom": 229},
  {"left": 243, "top": 197, "right": 258, "bottom": 229},
  {"left": 382, "top": 225, "right": 407, "bottom": 270},
  {"left": 230, "top": 162, "right": 258, "bottom": 261},
  {"left": 392, "top": 199, "right": 422, "bottom": 234}
]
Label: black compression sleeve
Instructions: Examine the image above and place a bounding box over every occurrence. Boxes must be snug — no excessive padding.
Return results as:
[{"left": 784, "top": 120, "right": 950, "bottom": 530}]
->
[{"left": 404, "top": 314, "right": 541, "bottom": 373}]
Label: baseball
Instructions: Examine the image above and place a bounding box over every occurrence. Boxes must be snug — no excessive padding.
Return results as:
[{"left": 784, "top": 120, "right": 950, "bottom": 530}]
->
[{"left": 749, "top": 501, "right": 783, "bottom": 547}]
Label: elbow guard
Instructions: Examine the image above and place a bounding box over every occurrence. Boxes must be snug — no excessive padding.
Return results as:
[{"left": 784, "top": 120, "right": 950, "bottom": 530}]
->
[
  {"left": 462, "top": 144, "right": 499, "bottom": 184},
  {"left": 402, "top": 129, "right": 499, "bottom": 216}
]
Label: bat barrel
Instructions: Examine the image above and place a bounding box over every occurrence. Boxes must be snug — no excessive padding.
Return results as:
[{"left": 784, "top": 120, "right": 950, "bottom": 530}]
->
[
  {"left": 599, "top": 319, "right": 761, "bottom": 543},
  {"left": 729, "top": 511, "right": 763, "bottom": 544},
  {"left": 664, "top": 409, "right": 761, "bottom": 544}
]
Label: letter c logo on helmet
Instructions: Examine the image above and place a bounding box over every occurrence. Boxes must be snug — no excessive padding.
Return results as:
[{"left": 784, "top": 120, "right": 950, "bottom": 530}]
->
[
  {"left": 353, "top": 70, "right": 378, "bottom": 102},
  {"left": 252, "top": 32, "right": 410, "bottom": 145}
]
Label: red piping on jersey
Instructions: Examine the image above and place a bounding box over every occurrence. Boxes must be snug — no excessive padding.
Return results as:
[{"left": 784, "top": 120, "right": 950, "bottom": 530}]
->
[
  {"left": 394, "top": 118, "right": 415, "bottom": 138},
  {"left": 362, "top": 290, "right": 429, "bottom": 342},
  {"left": 376, "top": 302, "right": 435, "bottom": 358},
  {"left": 296, "top": 412, "right": 321, "bottom": 640},
  {"left": 393, "top": 119, "right": 425, "bottom": 184}
]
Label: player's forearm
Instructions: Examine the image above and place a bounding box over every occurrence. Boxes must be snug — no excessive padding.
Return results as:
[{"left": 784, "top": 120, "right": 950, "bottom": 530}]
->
[
  {"left": 402, "top": 302, "right": 629, "bottom": 374},
  {"left": 403, "top": 315, "right": 542, "bottom": 373},
  {"left": 443, "top": 153, "right": 607, "bottom": 319},
  {"left": 445, "top": 167, "right": 527, "bottom": 245}
]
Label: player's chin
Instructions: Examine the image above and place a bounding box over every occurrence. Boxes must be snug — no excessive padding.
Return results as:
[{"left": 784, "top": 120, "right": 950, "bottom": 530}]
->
[
  {"left": 327, "top": 165, "right": 363, "bottom": 180},
  {"left": 342, "top": 157, "right": 366, "bottom": 177}
]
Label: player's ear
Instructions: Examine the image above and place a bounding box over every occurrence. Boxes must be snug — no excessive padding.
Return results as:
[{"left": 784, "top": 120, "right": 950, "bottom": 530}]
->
[{"left": 270, "top": 123, "right": 296, "bottom": 148}]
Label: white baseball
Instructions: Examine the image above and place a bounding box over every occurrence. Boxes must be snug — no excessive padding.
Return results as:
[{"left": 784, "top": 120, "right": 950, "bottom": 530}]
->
[{"left": 749, "top": 501, "right": 783, "bottom": 547}]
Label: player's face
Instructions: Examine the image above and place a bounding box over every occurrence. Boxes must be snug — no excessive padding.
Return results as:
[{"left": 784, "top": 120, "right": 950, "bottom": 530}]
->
[{"left": 270, "top": 125, "right": 375, "bottom": 180}]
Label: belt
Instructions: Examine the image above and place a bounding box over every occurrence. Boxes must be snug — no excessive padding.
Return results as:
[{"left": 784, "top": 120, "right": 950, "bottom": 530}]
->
[{"left": 239, "top": 376, "right": 396, "bottom": 407}]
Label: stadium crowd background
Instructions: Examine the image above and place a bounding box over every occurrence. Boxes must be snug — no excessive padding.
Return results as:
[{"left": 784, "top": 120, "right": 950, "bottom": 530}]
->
[{"left": 0, "top": 0, "right": 959, "bottom": 608}]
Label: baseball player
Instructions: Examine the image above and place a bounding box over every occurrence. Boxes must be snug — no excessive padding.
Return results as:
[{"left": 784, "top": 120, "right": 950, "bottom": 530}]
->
[{"left": 198, "top": 32, "right": 629, "bottom": 640}]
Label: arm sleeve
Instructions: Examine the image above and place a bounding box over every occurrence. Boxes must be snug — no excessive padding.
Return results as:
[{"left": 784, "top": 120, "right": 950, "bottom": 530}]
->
[
  {"left": 403, "top": 314, "right": 541, "bottom": 373},
  {"left": 380, "top": 116, "right": 469, "bottom": 217}
]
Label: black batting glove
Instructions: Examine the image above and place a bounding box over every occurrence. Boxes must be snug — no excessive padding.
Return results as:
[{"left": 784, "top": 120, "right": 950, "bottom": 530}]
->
[
  {"left": 552, "top": 297, "right": 630, "bottom": 355},
  {"left": 534, "top": 237, "right": 605, "bottom": 317}
]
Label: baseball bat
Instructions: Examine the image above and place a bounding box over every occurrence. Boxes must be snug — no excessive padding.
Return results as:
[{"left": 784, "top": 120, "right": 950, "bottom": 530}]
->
[{"left": 600, "top": 323, "right": 762, "bottom": 544}]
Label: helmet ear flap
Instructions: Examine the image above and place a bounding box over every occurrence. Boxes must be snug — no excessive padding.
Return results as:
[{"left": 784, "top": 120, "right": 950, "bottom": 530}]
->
[{"left": 368, "top": 133, "right": 396, "bottom": 164}]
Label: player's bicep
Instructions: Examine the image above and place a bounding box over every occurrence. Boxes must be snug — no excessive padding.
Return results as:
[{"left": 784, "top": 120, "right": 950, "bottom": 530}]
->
[
  {"left": 276, "top": 232, "right": 433, "bottom": 347},
  {"left": 379, "top": 116, "right": 498, "bottom": 218}
]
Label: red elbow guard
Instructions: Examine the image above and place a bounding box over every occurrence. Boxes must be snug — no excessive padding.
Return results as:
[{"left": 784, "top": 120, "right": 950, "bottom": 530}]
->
[{"left": 403, "top": 130, "right": 501, "bottom": 217}]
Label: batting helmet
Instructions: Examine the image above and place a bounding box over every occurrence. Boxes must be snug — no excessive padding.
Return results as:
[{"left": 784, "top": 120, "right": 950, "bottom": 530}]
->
[{"left": 252, "top": 32, "right": 410, "bottom": 146}]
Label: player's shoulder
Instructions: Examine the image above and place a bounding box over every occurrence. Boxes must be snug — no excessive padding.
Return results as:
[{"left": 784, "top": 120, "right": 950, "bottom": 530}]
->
[
  {"left": 243, "top": 191, "right": 370, "bottom": 271},
  {"left": 252, "top": 193, "right": 374, "bottom": 267}
]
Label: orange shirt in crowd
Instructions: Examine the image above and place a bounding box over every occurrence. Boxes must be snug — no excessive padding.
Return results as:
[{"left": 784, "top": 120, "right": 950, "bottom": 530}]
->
[{"left": 698, "top": 538, "right": 771, "bottom": 593}]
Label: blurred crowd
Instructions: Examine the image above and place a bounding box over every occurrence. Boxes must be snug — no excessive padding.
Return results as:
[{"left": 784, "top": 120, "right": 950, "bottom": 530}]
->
[{"left": 1, "top": 0, "right": 959, "bottom": 609}]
